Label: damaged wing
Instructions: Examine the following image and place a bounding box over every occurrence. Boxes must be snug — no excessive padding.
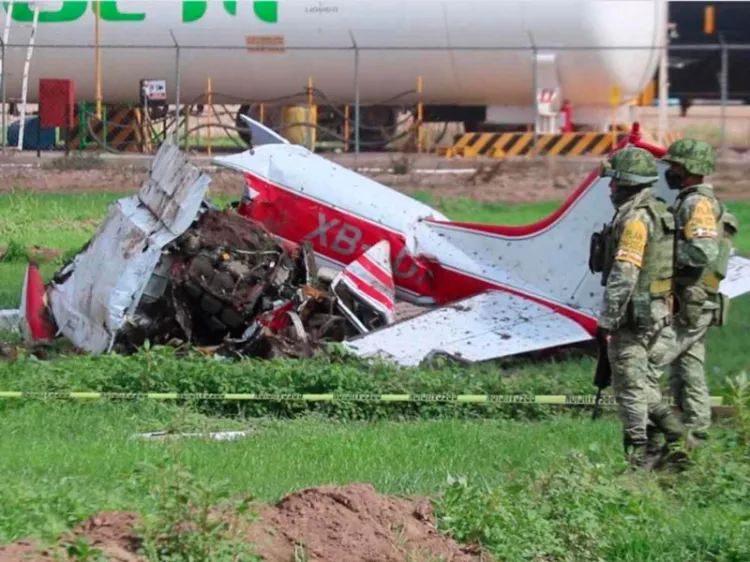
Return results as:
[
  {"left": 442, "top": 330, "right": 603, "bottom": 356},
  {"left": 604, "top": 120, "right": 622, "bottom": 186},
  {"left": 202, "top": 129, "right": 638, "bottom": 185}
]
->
[
  {"left": 342, "top": 290, "right": 593, "bottom": 367},
  {"left": 720, "top": 253, "right": 750, "bottom": 299},
  {"left": 47, "top": 142, "right": 211, "bottom": 353}
]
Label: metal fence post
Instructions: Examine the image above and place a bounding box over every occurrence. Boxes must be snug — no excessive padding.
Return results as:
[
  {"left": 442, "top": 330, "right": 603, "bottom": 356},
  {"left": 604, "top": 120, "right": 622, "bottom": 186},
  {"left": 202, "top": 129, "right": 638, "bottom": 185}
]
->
[
  {"left": 1, "top": 38, "right": 5, "bottom": 153},
  {"left": 720, "top": 40, "right": 728, "bottom": 152},
  {"left": 657, "top": 0, "right": 668, "bottom": 146},
  {"left": 353, "top": 39, "right": 361, "bottom": 156},
  {"left": 531, "top": 44, "right": 538, "bottom": 156},
  {"left": 170, "top": 31, "right": 181, "bottom": 146}
]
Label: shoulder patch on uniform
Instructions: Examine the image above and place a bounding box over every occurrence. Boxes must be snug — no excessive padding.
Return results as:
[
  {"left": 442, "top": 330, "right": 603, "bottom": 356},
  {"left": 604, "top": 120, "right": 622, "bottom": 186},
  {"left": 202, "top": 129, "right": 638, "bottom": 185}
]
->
[
  {"left": 684, "top": 197, "right": 718, "bottom": 240},
  {"left": 615, "top": 218, "right": 647, "bottom": 268}
]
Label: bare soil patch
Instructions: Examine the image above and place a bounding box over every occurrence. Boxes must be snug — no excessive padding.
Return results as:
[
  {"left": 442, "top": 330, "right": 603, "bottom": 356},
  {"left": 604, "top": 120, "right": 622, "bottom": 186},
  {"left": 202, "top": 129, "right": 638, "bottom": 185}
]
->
[
  {"left": 0, "top": 484, "right": 482, "bottom": 562},
  {"left": 0, "top": 165, "right": 244, "bottom": 197},
  {"left": 0, "top": 245, "right": 63, "bottom": 263}
]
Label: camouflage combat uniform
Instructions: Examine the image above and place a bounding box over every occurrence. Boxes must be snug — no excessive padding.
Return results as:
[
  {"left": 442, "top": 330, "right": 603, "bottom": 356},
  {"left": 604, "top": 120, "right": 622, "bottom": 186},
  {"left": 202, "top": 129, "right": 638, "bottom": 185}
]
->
[
  {"left": 595, "top": 147, "right": 686, "bottom": 463},
  {"left": 650, "top": 139, "right": 738, "bottom": 439}
]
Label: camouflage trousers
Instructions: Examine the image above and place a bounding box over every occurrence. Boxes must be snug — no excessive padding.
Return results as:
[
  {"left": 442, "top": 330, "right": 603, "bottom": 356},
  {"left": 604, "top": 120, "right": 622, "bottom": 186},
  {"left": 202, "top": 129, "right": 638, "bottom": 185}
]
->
[
  {"left": 649, "top": 310, "right": 713, "bottom": 435},
  {"left": 608, "top": 326, "right": 674, "bottom": 445}
]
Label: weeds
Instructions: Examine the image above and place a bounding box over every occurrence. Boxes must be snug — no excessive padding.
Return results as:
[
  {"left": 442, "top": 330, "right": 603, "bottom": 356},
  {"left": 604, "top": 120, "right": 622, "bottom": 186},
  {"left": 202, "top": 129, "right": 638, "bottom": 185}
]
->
[
  {"left": 0, "top": 240, "right": 29, "bottom": 262},
  {"left": 389, "top": 153, "right": 413, "bottom": 175},
  {"left": 432, "top": 378, "right": 750, "bottom": 562},
  {"left": 62, "top": 536, "right": 105, "bottom": 561},
  {"left": 132, "top": 454, "right": 261, "bottom": 561}
]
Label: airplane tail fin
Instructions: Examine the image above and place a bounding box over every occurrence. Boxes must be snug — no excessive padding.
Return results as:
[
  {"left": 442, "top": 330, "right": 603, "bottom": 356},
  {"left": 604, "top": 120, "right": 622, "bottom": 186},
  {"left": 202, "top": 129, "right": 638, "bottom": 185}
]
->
[
  {"left": 419, "top": 122, "right": 750, "bottom": 309},
  {"left": 23, "top": 261, "right": 56, "bottom": 341},
  {"left": 0, "top": 262, "right": 57, "bottom": 341},
  {"left": 419, "top": 169, "right": 608, "bottom": 313}
]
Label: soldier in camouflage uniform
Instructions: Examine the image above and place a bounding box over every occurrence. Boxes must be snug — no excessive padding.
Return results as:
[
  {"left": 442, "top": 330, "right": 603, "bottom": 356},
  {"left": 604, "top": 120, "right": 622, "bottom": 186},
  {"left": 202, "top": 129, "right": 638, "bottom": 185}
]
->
[
  {"left": 650, "top": 139, "right": 739, "bottom": 441},
  {"left": 594, "top": 146, "right": 687, "bottom": 468}
]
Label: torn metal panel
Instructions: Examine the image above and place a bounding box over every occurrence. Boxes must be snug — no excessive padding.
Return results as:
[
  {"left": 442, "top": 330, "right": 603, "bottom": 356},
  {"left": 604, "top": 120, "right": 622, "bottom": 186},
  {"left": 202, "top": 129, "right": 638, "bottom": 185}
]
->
[
  {"left": 47, "top": 142, "right": 211, "bottom": 353},
  {"left": 330, "top": 241, "right": 397, "bottom": 333},
  {"left": 343, "top": 290, "right": 592, "bottom": 366},
  {"left": 0, "top": 263, "right": 30, "bottom": 337},
  {"left": 338, "top": 240, "right": 396, "bottom": 322},
  {"left": 139, "top": 143, "right": 212, "bottom": 237}
]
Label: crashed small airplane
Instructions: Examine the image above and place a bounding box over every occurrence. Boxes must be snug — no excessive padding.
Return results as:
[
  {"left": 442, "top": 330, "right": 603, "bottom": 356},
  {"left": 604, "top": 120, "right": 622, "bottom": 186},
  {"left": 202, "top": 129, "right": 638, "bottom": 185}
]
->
[
  {"left": 2, "top": 119, "right": 749, "bottom": 367},
  {"left": 215, "top": 117, "right": 750, "bottom": 366}
]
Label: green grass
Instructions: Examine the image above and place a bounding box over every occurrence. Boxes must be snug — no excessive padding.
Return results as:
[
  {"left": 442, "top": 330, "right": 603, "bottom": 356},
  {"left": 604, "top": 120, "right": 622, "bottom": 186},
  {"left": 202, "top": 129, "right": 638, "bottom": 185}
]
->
[
  {"left": 4, "top": 190, "right": 748, "bottom": 255},
  {"left": 1, "top": 190, "right": 750, "bottom": 560},
  {"left": 0, "top": 403, "right": 620, "bottom": 534},
  {"left": 0, "top": 398, "right": 749, "bottom": 561},
  {"left": 410, "top": 191, "right": 562, "bottom": 226}
]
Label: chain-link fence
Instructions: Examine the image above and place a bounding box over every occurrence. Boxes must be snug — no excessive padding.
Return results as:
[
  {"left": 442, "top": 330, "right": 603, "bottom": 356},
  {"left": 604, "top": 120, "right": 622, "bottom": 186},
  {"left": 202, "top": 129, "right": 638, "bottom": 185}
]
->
[{"left": 1, "top": 41, "right": 748, "bottom": 155}]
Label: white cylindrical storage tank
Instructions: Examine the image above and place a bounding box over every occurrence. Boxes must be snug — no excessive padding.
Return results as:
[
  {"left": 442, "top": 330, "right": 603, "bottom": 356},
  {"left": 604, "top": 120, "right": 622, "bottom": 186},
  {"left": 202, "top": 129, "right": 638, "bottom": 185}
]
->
[{"left": 0, "top": 0, "right": 662, "bottom": 109}]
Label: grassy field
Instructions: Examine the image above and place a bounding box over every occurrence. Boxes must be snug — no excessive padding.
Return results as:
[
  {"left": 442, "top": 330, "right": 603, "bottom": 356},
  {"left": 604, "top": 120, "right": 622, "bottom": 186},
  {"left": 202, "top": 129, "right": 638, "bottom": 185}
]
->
[{"left": 1, "top": 189, "right": 750, "bottom": 561}]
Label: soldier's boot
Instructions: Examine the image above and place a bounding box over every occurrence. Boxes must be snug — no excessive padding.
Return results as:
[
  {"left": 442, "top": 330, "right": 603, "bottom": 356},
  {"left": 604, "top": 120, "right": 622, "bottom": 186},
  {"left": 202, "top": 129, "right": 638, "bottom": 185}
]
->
[
  {"left": 688, "top": 430, "right": 709, "bottom": 447},
  {"left": 651, "top": 412, "right": 692, "bottom": 472},
  {"left": 645, "top": 423, "right": 664, "bottom": 468},
  {"left": 623, "top": 435, "right": 649, "bottom": 470}
]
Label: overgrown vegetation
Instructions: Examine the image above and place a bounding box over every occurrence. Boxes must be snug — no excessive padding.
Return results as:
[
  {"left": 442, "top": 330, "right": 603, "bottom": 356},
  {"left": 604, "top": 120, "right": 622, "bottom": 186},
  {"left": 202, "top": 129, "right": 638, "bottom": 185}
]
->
[
  {"left": 1, "top": 378, "right": 749, "bottom": 560},
  {"left": 432, "top": 373, "right": 750, "bottom": 561},
  {"left": 133, "top": 457, "right": 261, "bottom": 561},
  {"left": 2, "top": 191, "right": 750, "bottom": 560},
  {"left": 0, "top": 344, "right": 597, "bottom": 421}
]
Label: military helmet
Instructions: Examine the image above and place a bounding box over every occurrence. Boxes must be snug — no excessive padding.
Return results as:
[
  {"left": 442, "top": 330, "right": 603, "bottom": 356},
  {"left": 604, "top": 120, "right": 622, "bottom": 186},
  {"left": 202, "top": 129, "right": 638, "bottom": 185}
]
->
[
  {"left": 600, "top": 146, "right": 659, "bottom": 187},
  {"left": 662, "top": 138, "right": 716, "bottom": 176}
]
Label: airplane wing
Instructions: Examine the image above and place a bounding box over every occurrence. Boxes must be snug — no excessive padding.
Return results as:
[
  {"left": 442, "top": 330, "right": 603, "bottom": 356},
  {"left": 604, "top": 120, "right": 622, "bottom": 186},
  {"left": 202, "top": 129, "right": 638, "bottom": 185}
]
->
[
  {"left": 342, "top": 290, "right": 594, "bottom": 366},
  {"left": 720, "top": 253, "right": 750, "bottom": 299}
]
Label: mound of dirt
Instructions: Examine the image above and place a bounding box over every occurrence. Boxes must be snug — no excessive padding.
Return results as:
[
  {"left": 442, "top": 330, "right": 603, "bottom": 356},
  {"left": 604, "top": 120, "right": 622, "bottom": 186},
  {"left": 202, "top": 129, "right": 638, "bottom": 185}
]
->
[
  {"left": 246, "top": 484, "right": 481, "bottom": 561},
  {"left": 0, "top": 484, "right": 483, "bottom": 562},
  {"left": 0, "top": 512, "right": 142, "bottom": 562}
]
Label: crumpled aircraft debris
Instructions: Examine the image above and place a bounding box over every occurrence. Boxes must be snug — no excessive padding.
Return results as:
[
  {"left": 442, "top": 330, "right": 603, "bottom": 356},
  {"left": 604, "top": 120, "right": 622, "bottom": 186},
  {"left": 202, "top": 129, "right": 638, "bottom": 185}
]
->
[{"left": 1, "top": 141, "right": 395, "bottom": 360}]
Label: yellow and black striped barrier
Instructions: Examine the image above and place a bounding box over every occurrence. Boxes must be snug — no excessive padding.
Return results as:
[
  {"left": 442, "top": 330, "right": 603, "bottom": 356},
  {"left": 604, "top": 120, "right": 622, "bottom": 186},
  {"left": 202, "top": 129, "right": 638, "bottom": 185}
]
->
[
  {"left": 66, "top": 106, "right": 144, "bottom": 153},
  {"left": 439, "top": 132, "right": 629, "bottom": 159}
]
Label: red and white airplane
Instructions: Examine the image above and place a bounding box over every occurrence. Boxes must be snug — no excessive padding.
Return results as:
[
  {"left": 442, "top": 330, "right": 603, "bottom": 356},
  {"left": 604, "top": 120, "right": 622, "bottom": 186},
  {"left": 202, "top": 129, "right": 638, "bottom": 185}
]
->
[
  {"left": 3, "top": 121, "right": 748, "bottom": 365},
  {"left": 210, "top": 118, "right": 750, "bottom": 366}
]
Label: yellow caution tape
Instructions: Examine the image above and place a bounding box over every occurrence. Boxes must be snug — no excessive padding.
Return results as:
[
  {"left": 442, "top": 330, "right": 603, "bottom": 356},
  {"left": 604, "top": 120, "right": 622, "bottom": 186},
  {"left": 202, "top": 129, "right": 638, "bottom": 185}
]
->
[{"left": 0, "top": 391, "right": 725, "bottom": 407}]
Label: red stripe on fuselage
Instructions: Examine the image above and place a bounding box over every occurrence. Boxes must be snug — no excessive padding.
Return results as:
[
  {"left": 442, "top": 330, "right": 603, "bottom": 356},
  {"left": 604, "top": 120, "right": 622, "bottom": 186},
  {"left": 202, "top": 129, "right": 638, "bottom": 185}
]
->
[
  {"left": 421, "top": 133, "right": 664, "bottom": 239},
  {"left": 238, "top": 172, "right": 433, "bottom": 298},
  {"left": 342, "top": 269, "right": 395, "bottom": 313},
  {"left": 424, "top": 169, "right": 601, "bottom": 237},
  {"left": 237, "top": 171, "right": 598, "bottom": 336},
  {"left": 357, "top": 254, "right": 395, "bottom": 291}
]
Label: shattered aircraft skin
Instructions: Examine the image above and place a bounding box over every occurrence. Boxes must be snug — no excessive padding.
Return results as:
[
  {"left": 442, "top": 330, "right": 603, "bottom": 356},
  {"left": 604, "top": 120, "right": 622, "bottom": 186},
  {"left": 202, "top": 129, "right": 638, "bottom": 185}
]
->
[
  {"left": 213, "top": 118, "right": 750, "bottom": 366},
  {"left": 47, "top": 143, "right": 211, "bottom": 353}
]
